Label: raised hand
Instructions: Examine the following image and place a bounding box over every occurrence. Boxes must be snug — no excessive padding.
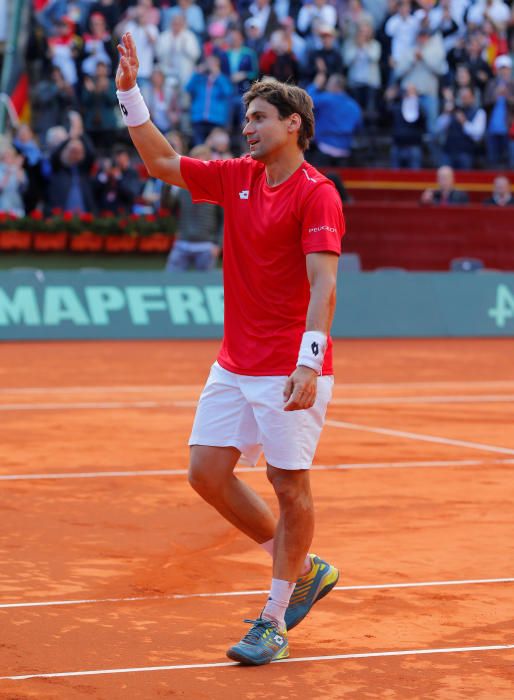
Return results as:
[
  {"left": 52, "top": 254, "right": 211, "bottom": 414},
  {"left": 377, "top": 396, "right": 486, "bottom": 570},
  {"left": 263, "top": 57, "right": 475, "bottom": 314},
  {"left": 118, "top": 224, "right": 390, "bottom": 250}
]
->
[{"left": 116, "top": 32, "right": 139, "bottom": 91}]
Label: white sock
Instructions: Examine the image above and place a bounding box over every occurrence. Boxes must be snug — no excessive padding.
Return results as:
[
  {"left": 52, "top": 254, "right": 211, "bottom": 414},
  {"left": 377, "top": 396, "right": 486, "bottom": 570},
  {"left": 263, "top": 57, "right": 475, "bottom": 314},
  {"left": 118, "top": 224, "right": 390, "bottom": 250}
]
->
[
  {"left": 262, "top": 578, "right": 295, "bottom": 631},
  {"left": 259, "top": 538, "right": 312, "bottom": 576}
]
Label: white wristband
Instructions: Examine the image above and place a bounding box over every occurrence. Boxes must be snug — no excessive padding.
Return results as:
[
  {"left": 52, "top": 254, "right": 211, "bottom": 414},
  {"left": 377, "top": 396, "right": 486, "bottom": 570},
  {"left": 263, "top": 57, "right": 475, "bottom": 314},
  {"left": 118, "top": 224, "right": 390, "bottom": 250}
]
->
[
  {"left": 116, "top": 84, "right": 150, "bottom": 127},
  {"left": 297, "top": 331, "right": 327, "bottom": 374}
]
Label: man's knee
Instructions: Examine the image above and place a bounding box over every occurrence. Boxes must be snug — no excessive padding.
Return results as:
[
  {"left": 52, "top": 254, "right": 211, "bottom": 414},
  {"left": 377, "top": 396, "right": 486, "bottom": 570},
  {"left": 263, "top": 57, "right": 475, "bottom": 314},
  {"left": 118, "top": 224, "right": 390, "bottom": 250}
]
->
[
  {"left": 188, "top": 445, "right": 239, "bottom": 497},
  {"left": 266, "top": 464, "right": 311, "bottom": 507},
  {"left": 188, "top": 457, "right": 214, "bottom": 497}
]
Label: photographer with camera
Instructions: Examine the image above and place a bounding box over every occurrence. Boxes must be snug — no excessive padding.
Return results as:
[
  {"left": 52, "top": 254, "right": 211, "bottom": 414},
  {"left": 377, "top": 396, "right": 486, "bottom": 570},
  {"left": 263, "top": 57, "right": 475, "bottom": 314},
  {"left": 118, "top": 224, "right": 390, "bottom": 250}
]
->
[{"left": 435, "top": 85, "right": 486, "bottom": 169}]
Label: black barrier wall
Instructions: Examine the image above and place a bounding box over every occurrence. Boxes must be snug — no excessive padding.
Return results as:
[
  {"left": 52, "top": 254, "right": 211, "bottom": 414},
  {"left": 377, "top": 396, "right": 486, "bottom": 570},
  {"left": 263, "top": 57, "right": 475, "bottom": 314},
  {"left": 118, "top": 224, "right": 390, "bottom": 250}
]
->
[{"left": 0, "top": 271, "right": 513, "bottom": 340}]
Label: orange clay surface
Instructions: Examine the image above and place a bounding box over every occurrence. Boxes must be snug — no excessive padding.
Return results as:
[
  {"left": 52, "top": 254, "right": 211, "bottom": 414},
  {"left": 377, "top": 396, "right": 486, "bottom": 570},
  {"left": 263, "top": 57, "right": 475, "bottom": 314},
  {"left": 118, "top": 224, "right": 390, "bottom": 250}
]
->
[{"left": 0, "top": 338, "right": 513, "bottom": 699}]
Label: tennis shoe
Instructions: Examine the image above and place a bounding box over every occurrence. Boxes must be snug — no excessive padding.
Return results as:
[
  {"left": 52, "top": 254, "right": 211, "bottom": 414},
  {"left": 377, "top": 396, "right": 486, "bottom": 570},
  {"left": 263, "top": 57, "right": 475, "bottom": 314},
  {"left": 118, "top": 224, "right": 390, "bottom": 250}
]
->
[
  {"left": 226, "top": 617, "right": 289, "bottom": 666},
  {"left": 284, "top": 554, "right": 339, "bottom": 630}
]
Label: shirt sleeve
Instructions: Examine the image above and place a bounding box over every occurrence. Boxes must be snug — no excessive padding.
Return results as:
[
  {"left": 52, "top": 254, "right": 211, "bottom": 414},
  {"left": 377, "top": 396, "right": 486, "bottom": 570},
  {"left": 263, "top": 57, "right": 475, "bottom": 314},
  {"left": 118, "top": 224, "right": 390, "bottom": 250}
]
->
[
  {"left": 180, "top": 156, "right": 228, "bottom": 206},
  {"left": 301, "top": 182, "right": 345, "bottom": 256}
]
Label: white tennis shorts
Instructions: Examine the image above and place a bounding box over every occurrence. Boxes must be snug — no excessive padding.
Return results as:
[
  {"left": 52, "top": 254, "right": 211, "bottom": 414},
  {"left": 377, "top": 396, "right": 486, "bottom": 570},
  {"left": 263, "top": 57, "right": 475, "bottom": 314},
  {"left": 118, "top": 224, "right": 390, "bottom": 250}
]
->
[{"left": 189, "top": 362, "right": 334, "bottom": 470}]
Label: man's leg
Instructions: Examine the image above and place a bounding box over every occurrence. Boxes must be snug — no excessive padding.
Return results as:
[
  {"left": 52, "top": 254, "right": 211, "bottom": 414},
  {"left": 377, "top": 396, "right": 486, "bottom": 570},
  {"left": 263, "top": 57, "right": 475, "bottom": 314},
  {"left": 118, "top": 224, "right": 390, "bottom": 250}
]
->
[
  {"left": 166, "top": 241, "right": 189, "bottom": 271},
  {"left": 188, "top": 445, "right": 276, "bottom": 544},
  {"left": 266, "top": 465, "right": 314, "bottom": 582}
]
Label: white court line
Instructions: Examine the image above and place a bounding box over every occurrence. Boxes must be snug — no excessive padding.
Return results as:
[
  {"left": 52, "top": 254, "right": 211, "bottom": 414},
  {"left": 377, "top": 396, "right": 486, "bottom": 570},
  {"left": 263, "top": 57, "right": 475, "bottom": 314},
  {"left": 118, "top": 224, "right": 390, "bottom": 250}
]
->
[
  {"left": 0, "top": 385, "right": 203, "bottom": 396},
  {"left": 3, "top": 380, "right": 514, "bottom": 396},
  {"left": 1, "top": 576, "right": 513, "bottom": 610},
  {"left": 330, "top": 394, "right": 514, "bottom": 405},
  {"left": 0, "top": 401, "right": 169, "bottom": 412},
  {"left": 3, "top": 393, "right": 514, "bottom": 412},
  {"left": 1, "top": 458, "right": 513, "bottom": 482},
  {"left": 327, "top": 420, "right": 514, "bottom": 456},
  {"left": 2, "top": 644, "right": 513, "bottom": 680}
]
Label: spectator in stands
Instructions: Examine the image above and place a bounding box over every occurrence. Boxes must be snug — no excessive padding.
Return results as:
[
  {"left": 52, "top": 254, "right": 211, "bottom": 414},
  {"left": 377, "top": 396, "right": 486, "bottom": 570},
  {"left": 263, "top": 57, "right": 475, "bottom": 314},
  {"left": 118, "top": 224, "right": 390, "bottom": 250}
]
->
[
  {"left": 395, "top": 27, "right": 448, "bottom": 137},
  {"left": 47, "top": 17, "right": 81, "bottom": 89},
  {"left": 0, "top": 143, "right": 27, "bottom": 217},
  {"left": 186, "top": 54, "right": 234, "bottom": 145},
  {"left": 116, "top": 2, "right": 159, "bottom": 99},
  {"left": 156, "top": 12, "right": 201, "bottom": 89},
  {"left": 385, "top": 0, "right": 419, "bottom": 68},
  {"left": 206, "top": 127, "right": 233, "bottom": 159},
  {"left": 343, "top": 21, "right": 382, "bottom": 115},
  {"left": 358, "top": 0, "right": 388, "bottom": 28},
  {"left": 339, "top": 0, "right": 374, "bottom": 41},
  {"left": 46, "top": 135, "right": 96, "bottom": 214},
  {"left": 81, "top": 61, "right": 118, "bottom": 152},
  {"left": 92, "top": 149, "right": 142, "bottom": 213},
  {"left": 87, "top": 0, "right": 121, "bottom": 32},
  {"left": 165, "top": 144, "right": 224, "bottom": 272},
  {"left": 280, "top": 16, "right": 307, "bottom": 69},
  {"left": 307, "top": 72, "right": 362, "bottom": 165},
  {"left": 304, "top": 24, "right": 343, "bottom": 83},
  {"left": 35, "top": 0, "right": 69, "bottom": 35},
  {"left": 25, "top": 20, "right": 52, "bottom": 84},
  {"left": 161, "top": 0, "right": 206, "bottom": 39},
  {"left": 259, "top": 29, "right": 300, "bottom": 83},
  {"left": 244, "top": 16, "right": 267, "bottom": 55},
  {"left": 466, "top": 0, "right": 511, "bottom": 32},
  {"left": 420, "top": 165, "right": 470, "bottom": 204},
  {"left": 203, "top": 21, "right": 231, "bottom": 76},
  {"left": 80, "top": 12, "right": 117, "bottom": 80},
  {"left": 427, "top": 0, "right": 460, "bottom": 52},
  {"left": 227, "top": 26, "right": 258, "bottom": 125},
  {"left": 385, "top": 82, "right": 425, "bottom": 169},
  {"left": 30, "top": 66, "right": 78, "bottom": 144},
  {"left": 208, "top": 0, "right": 240, "bottom": 33},
  {"left": 296, "top": 0, "right": 337, "bottom": 37},
  {"left": 483, "top": 175, "right": 514, "bottom": 206},
  {"left": 146, "top": 68, "right": 182, "bottom": 134},
  {"left": 436, "top": 86, "right": 486, "bottom": 169},
  {"left": 13, "top": 125, "right": 43, "bottom": 214},
  {"left": 484, "top": 55, "right": 514, "bottom": 167},
  {"left": 461, "top": 32, "right": 494, "bottom": 97},
  {"left": 244, "top": 0, "right": 281, "bottom": 41},
  {"left": 445, "top": 64, "right": 480, "bottom": 103}
]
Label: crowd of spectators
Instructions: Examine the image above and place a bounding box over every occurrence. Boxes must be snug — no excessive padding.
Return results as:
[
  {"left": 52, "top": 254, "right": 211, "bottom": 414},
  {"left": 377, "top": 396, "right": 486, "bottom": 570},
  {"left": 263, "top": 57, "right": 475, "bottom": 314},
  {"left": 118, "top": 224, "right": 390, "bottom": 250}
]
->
[{"left": 0, "top": 0, "right": 514, "bottom": 219}]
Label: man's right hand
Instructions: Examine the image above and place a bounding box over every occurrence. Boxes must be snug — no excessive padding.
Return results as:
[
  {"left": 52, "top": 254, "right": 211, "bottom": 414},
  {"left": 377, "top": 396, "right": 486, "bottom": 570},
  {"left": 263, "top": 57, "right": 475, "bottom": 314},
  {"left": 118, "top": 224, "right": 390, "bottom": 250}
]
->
[{"left": 116, "top": 32, "right": 139, "bottom": 91}]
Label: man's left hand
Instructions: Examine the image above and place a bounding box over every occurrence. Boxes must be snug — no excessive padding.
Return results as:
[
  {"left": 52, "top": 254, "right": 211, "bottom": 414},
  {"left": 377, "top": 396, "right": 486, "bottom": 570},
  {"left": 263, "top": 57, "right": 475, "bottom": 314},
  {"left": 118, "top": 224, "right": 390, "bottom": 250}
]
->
[{"left": 283, "top": 366, "right": 318, "bottom": 411}]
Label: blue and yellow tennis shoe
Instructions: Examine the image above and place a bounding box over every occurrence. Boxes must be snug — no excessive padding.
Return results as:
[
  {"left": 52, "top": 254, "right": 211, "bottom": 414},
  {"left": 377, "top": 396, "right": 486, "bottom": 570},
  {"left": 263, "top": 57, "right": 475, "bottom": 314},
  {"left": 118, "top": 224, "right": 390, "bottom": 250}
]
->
[
  {"left": 284, "top": 554, "right": 339, "bottom": 630},
  {"left": 226, "top": 617, "right": 289, "bottom": 666}
]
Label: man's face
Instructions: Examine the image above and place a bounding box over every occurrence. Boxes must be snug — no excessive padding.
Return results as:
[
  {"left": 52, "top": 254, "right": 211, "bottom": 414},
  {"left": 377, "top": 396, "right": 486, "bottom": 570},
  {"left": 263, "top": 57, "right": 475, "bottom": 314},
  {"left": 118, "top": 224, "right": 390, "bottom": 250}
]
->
[
  {"left": 243, "top": 97, "right": 295, "bottom": 162},
  {"left": 115, "top": 152, "right": 130, "bottom": 169},
  {"left": 460, "top": 88, "right": 474, "bottom": 107},
  {"left": 437, "top": 167, "right": 454, "bottom": 190},
  {"left": 494, "top": 177, "right": 510, "bottom": 197},
  {"left": 171, "top": 15, "right": 184, "bottom": 33},
  {"left": 66, "top": 141, "right": 85, "bottom": 164},
  {"left": 320, "top": 32, "right": 334, "bottom": 47}
]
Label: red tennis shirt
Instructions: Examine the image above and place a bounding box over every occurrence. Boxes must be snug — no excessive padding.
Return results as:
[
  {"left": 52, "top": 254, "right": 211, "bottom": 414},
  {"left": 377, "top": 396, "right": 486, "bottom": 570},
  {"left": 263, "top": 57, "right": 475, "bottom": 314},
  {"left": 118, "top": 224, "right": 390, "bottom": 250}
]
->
[{"left": 180, "top": 155, "right": 345, "bottom": 376}]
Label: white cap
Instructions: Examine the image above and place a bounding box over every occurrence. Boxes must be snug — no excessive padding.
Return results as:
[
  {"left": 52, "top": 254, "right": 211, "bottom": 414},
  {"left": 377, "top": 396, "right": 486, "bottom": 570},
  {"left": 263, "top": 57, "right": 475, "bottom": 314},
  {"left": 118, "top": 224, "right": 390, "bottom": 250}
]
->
[{"left": 495, "top": 55, "right": 512, "bottom": 70}]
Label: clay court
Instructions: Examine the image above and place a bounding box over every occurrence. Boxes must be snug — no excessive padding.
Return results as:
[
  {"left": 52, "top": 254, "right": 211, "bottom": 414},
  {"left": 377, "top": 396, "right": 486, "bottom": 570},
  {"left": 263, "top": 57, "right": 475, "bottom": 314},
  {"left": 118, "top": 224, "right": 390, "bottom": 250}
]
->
[{"left": 0, "top": 338, "right": 513, "bottom": 699}]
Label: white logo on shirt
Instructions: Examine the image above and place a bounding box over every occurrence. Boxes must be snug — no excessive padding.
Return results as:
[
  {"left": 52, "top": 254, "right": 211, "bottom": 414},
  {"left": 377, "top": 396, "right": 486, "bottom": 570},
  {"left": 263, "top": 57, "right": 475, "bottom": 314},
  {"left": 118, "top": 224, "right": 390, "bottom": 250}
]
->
[
  {"left": 309, "top": 225, "right": 337, "bottom": 234},
  {"left": 302, "top": 168, "right": 317, "bottom": 183},
  {"left": 239, "top": 190, "right": 249, "bottom": 199}
]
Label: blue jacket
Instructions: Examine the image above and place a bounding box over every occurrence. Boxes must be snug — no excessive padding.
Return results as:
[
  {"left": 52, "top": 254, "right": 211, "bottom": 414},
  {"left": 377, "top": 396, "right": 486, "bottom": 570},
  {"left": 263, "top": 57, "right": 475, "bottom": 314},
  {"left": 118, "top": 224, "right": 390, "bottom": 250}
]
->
[
  {"left": 307, "top": 85, "right": 362, "bottom": 151},
  {"left": 186, "top": 72, "right": 233, "bottom": 126}
]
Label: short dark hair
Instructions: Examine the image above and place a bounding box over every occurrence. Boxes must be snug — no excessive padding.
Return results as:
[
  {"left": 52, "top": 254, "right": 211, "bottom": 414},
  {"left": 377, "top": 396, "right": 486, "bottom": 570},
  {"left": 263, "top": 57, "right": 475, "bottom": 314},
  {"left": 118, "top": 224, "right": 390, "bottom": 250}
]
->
[{"left": 242, "top": 77, "right": 314, "bottom": 151}]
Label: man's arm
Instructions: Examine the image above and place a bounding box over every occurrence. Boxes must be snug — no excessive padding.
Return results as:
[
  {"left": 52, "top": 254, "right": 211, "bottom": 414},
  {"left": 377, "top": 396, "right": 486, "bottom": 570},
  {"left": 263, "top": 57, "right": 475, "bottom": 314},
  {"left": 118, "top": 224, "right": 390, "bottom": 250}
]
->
[
  {"left": 283, "top": 252, "right": 338, "bottom": 411},
  {"left": 116, "top": 32, "right": 187, "bottom": 188}
]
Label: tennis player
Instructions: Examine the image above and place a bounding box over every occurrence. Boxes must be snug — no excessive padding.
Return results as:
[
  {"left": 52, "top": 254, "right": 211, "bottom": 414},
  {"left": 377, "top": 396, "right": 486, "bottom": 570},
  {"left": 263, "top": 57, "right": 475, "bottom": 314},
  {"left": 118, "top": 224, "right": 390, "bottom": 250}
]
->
[{"left": 116, "top": 32, "right": 345, "bottom": 666}]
